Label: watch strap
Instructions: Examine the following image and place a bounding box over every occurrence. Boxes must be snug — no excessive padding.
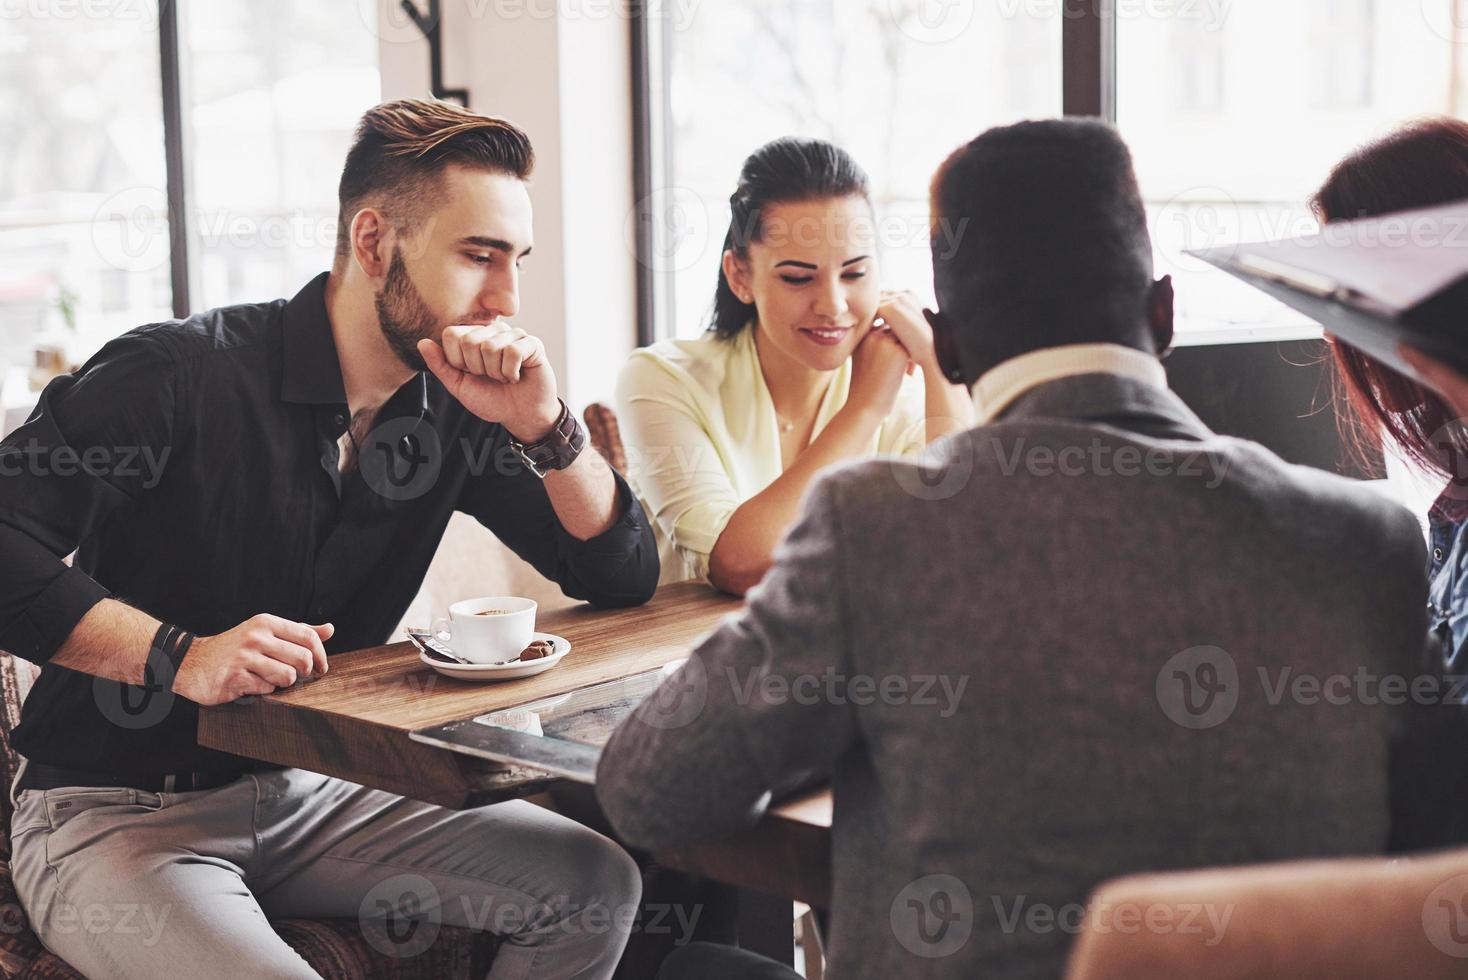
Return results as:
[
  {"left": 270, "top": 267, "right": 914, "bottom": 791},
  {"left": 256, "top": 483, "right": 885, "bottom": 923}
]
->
[{"left": 509, "top": 400, "right": 586, "bottom": 477}]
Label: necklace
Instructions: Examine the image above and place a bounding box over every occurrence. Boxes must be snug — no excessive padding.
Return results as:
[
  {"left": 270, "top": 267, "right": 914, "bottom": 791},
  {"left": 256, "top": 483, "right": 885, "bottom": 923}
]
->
[{"left": 777, "top": 417, "right": 795, "bottom": 434}]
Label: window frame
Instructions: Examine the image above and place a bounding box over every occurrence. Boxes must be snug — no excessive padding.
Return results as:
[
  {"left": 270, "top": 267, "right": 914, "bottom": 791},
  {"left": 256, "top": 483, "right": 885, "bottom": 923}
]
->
[
  {"left": 628, "top": 4, "right": 1360, "bottom": 477},
  {"left": 159, "top": 0, "right": 193, "bottom": 319},
  {"left": 630, "top": 0, "right": 1117, "bottom": 344}
]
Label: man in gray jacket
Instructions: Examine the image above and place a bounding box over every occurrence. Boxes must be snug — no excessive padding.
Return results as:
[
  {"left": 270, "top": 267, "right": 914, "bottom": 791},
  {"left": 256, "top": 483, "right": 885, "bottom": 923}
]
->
[{"left": 596, "top": 119, "right": 1448, "bottom": 979}]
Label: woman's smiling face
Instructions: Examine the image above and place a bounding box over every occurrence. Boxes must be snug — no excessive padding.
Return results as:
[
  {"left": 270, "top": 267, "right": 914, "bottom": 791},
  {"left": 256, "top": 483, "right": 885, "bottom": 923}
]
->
[{"left": 724, "top": 195, "right": 880, "bottom": 372}]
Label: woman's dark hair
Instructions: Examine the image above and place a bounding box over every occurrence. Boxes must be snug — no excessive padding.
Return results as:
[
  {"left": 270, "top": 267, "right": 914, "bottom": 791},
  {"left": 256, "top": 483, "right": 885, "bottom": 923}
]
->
[
  {"left": 1312, "top": 116, "right": 1468, "bottom": 484},
  {"left": 711, "top": 137, "right": 871, "bottom": 339}
]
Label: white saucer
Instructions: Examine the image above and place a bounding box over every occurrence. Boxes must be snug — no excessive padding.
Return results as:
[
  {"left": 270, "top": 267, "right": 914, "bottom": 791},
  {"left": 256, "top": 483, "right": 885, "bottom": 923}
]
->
[{"left": 419, "top": 632, "right": 570, "bottom": 681}]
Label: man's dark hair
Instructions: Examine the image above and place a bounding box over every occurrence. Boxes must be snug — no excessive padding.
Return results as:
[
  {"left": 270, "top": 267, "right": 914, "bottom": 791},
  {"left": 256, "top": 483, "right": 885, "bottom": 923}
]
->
[
  {"left": 930, "top": 119, "right": 1155, "bottom": 364},
  {"left": 334, "top": 98, "right": 535, "bottom": 264}
]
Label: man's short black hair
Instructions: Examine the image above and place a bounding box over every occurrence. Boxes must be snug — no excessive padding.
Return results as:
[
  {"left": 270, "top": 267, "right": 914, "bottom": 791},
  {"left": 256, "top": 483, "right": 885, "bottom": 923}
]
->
[{"left": 930, "top": 119, "right": 1155, "bottom": 361}]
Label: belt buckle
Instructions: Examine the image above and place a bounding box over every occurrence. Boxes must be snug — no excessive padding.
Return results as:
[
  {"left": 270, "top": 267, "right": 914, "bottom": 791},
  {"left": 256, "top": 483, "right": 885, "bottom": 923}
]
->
[{"left": 163, "top": 774, "right": 178, "bottom": 793}]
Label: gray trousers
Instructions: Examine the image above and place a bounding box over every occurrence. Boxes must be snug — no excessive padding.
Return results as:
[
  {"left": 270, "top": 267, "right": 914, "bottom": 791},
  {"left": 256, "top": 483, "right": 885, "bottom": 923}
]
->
[{"left": 9, "top": 763, "right": 641, "bottom": 980}]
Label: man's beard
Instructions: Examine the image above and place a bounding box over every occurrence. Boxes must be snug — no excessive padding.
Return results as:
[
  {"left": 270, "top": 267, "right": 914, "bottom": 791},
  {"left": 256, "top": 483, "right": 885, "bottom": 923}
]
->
[{"left": 374, "top": 248, "right": 438, "bottom": 372}]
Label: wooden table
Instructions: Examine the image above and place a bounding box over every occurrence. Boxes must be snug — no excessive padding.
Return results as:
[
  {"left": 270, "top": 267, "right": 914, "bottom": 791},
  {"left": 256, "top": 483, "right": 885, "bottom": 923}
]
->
[{"left": 197, "top": 582, "right": 833, "bottom": 907}]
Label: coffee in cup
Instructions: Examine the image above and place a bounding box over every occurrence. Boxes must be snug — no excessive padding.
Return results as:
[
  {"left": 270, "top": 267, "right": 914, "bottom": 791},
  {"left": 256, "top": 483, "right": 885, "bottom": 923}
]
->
[{"left": 432, "top": 596, "right": 537, "bottom": 664}]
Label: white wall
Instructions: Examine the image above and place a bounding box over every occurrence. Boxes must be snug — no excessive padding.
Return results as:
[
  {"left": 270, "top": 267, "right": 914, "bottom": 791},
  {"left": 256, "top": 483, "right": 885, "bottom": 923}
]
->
[
  {"left": 556, "top": 6, "right": 639, "bottom": 408},
  {"left": 375, "top": 0, "right": 639, "bottom": 411}
]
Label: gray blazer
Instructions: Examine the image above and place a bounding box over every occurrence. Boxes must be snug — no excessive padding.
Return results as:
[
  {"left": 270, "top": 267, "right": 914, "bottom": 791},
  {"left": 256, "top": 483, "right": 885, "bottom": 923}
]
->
[{"left": 597, "top": 372, "right": 1437, "bottom": 980}]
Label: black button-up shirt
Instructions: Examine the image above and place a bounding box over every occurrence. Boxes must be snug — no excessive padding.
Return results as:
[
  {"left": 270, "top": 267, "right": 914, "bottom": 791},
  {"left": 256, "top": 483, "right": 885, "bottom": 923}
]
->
[{"left": 0, "top": 273, "right": 657, "bottom": 775}]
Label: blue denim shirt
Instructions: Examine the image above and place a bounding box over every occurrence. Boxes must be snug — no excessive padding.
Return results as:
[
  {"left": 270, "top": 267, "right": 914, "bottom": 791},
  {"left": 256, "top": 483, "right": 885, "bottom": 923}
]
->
[{"left": 1428, "top": 492, "right": 1468, "bottom": 674}]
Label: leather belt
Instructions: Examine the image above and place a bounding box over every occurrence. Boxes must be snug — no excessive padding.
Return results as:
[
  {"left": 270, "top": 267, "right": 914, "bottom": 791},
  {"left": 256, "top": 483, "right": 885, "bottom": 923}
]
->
[{"left": 16, "top": 762, "right": 247, "bottom": 794}]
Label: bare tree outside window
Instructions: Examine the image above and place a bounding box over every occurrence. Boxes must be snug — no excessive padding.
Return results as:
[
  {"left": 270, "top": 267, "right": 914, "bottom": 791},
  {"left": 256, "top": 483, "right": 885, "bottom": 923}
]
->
[{"left": 654, "top": 0, "right": 1060, "bottom": 339}]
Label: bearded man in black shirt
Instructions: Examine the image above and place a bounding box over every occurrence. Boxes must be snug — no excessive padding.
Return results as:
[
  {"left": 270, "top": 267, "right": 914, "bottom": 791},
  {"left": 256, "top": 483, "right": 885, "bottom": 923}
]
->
[{"left": 0, "top": 98, "right": 657, "bottom": 979}]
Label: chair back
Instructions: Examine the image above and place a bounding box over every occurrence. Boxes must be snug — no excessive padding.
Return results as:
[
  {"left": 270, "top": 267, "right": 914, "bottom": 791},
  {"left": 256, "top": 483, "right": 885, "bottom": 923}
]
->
[{"left": 583, "top": 402, "right": 628, "bottom": 473}]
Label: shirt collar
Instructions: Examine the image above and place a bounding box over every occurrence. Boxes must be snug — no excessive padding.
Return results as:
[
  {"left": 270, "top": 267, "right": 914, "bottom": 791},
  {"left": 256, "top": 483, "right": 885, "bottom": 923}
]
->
[
  {"left": 281, "top": 272, "right": 348, "bottom": 407},
  {"left": 971, "top": 342, "right": 1169, "bottom": 424},
  {"left": 280, "top": 271, "right": 433, "bottom": 420}
]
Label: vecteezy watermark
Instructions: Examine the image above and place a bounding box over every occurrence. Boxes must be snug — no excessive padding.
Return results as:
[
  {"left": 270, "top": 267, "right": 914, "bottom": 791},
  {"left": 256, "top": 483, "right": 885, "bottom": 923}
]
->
[
  {"left": 887, "top": 430, "right": 1228, "bottom": 503},
  {"left": 994, "top": 895, "right": 1234, "bottom": 945},
  {"left": 995, "top": 0, "right": 1232, "bottom": 31},
  {"left": 362, "top": 0, "right": 704, "bottom": 44},
  {"left": 94, "top": 196, "right": 342, "bottom": 274},
  {"left": 891, "top": 874, "right": 974, "bottom": 958},
  {"left": 1426, "top": 417, "right": 1468, "bottom": 504},
  {"left": 889, "top": 416, "right": 975, "bottom": 502},
  {"left": 627, "top": 186, "right": 712, "bottom": 275},
  {"left": 1149, "top": 186, "right": 1244, "bottom": 273},
  {"left": 1420, "top": 0, "right": 1468, "bottom": 45},
  {"left": 1424, "top": 873, "right": 1468, "bottom": 957},
  {"left": 1157, "top": 645, "right": 1468, "bottom": 731},
  {"left": 1156, "top": 645, "right": 1239, "bottom": 730},
  {"left": 359, "top": 873, "right": 443, "bottom": 959},
  {"left": 1303, "top": 208, "right": 1468, "bottom": 251},
  {"left": 92, "top": 186, "right": 171, "bottom": 274},
  {"left": 630, "top": 655, "right": 709, "bottom": 732},
  {"left": 1254, "top": 667, "right": 1468, "bottom": 708},
  {"left": 0, "top": 0, "right": 159, "bottom": 28},
  {"left": 1154, "top": 196, "right": 1468, "bottom": 273},
  {"left": 363, "top": 889, "right": 699, "bottom": 948},
  {"left": 329, "top": 671, "right": 444, "bottom": 703},
  {"left": 480, "top": 0, "right": 705, "bottom": 28},
  {"left": 726, "top": 667, "right": 969, "bottom": 718},
  {"left": 352, "top": 421, "right": 731, "bottom": 505},
  {"left": 193, "top": 209, "right": 339, "bottom": 254},
  {"left": 459, "top": 896, "right": 701, "bottom": 944},
  {"left": 0, "top": 439, "right": 171, "bottom": 489},
  {"left": 991, "top": 437, "right": 1228, "bottom": 488},
  {"left": 93, "top": 641, "right": 179, "bottom": 732},
  {"left": 357, "top": 417, "right": 444, "bottom": 503},
  {"left": 888, "top": 0, "right": 977, "bottom": 46},
  {"left": 14, "top": 900, "right": 172, "bottom": 946},
  {"left": 723, "top": 208, "right": 969, "bottom": 260}
]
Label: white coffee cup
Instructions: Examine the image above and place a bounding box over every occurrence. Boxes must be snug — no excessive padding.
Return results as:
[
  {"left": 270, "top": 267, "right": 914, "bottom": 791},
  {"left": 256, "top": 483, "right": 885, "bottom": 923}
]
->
[{"left": 432, "top": 596, "right": 537, "bottom": 664}]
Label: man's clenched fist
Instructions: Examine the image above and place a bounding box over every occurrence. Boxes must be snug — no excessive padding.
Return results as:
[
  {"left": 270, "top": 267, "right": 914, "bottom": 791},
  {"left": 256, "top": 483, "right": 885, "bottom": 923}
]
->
[
  {"left": 171, "top": 614, "right": 332, "bottom": 705},
  {"left": 418, "top": 324, "right": 561, "bottom": 442}
]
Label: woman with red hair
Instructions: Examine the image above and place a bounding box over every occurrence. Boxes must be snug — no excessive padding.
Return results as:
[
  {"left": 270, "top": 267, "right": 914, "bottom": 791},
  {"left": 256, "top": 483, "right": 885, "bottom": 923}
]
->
[{"left": 1315, "top": 119, "right": 1468, "bottom": 764}]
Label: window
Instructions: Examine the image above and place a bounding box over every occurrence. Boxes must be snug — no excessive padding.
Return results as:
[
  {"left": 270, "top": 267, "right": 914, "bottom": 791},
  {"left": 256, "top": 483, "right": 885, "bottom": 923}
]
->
[
  {"left": 1307, "top": 0, "right": 1374, "bottom": 110},
  {"left": 1118, "top": 0, "right": 1465, "bottom": 338},
  {"left": 1168, "top": 16, "right": 1225, "bottom": 112},
  {"left": 644, "top": 0, "right": 1062, "bottom": 340},
  {"left": 181, "top": 2, "right": 381, "bottom": 308},
  {"left": 0, "top": 9, "right": 171, "bottom": 418},
  {"left": 638, "top": 0, "right": 1468, "bottom": 343},
  {"left": 0, "top": 1, "right": 380, "bottom": 429}
]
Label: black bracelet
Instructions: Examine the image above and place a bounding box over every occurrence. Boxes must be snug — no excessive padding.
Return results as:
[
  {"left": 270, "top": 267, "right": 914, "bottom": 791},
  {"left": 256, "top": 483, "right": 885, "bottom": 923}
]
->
[
  {"left": 150, "top": 622, "right": 177, "bottom": 661},
  {"left": 169, "top": 631, "right": 196, "bottom": 671},
  {"left": 149, "top": 622, "right": 194, "bottom": 674}
]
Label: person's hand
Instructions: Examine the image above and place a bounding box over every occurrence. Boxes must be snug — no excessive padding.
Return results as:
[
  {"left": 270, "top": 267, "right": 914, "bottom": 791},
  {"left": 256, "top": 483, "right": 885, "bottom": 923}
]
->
[
  {"left": 845, "top": 325, "right": 911, "bottom": 421},
  {"left": 172, "top": 615, "right": 332, "bottom": 706},
  {"left": 1401, "top": 345, "right": 1468, "bottom": 417},
  {"left": 418, "top": 324, "right": 561, "bottom": 442},
  {"left": 875, "top": 290, "right": 939, "bottom": 371}
]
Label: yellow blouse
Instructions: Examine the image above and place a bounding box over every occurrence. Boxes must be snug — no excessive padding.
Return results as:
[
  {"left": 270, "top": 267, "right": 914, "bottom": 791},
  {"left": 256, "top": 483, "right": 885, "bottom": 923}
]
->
[{"left": 614, "top": 325, "right": 928, "bottom": 583}]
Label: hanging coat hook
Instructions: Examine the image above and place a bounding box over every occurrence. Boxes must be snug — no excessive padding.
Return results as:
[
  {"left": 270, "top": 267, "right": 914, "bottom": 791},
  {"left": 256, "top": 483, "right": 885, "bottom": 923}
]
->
[{"left": 399, "top": 0, "right": 470, "bottom": 105}]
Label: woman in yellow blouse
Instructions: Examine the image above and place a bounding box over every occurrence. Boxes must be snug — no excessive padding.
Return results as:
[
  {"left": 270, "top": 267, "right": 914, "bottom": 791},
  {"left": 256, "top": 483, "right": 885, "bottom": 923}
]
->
[{"left": 616, "top": 137, "right": 972, "bottom": 594}]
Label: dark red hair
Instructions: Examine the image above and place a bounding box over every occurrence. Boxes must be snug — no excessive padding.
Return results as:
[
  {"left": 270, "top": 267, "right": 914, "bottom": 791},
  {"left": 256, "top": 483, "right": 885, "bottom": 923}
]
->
[{"left": 1313, "top": 117, "right": 1468, "bottom": 490}]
